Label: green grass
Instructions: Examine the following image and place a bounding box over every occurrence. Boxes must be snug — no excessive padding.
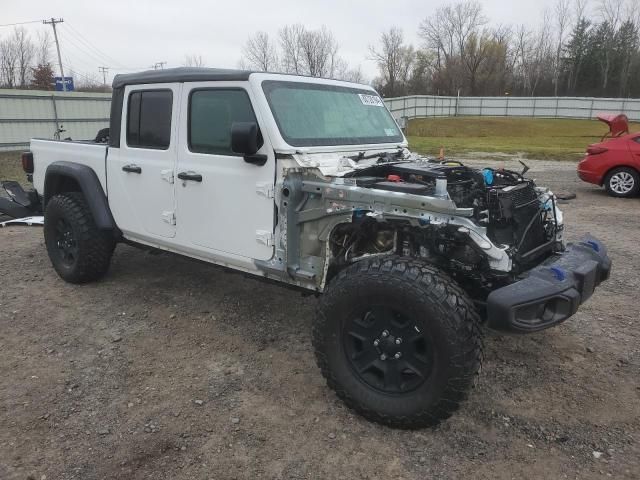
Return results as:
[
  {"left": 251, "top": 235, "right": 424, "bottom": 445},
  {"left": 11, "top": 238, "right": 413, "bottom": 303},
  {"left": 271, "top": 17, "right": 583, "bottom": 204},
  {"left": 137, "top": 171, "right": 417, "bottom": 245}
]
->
[
  {"left": 0, "top": 151, "right": 26, "bottom": 185},
  {"left": 407, "top": 117, "right": 640, "bottom": 161}
]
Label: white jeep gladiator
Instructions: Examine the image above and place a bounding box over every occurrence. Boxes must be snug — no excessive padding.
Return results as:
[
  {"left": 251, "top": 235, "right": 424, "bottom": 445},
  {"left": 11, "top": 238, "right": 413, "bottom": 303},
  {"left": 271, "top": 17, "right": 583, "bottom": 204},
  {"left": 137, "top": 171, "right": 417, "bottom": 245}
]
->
[{"left": 18, "top": 68, "right": 611, "bottom": 428}]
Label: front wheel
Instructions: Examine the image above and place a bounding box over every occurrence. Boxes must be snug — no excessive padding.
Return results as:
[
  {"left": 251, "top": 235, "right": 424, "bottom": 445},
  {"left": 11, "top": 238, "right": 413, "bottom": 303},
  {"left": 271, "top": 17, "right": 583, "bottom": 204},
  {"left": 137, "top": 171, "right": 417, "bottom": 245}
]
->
[
  {"left": 604, "top": 167, "right": 639, "bottom": 198},
  {"left": 313, "top": 257, "right": 482, "bottom": 429}
]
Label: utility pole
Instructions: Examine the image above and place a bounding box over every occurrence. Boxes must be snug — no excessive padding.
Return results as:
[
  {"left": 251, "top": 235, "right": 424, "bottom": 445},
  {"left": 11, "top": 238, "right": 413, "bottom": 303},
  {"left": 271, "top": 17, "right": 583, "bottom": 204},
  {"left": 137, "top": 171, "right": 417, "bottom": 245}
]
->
[
  {"left": 98, "top": 66, "right": 109, "bottom": 87},
  {"left": 43, "top": 18, "right": 66, "bottom": 92}
]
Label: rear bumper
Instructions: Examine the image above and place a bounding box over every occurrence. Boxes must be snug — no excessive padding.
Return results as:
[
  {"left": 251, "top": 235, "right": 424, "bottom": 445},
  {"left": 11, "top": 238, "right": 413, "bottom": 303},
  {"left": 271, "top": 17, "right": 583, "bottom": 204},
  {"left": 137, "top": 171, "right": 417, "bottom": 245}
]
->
[
  {"left": 487, "top": 235, "right": 611, "bottom": 333},
  {"left": 577, "top": 168, "right": 602, "bottom": 185},
  {"left": 577, "top": 157, "right": 603, "bottom": 185}
]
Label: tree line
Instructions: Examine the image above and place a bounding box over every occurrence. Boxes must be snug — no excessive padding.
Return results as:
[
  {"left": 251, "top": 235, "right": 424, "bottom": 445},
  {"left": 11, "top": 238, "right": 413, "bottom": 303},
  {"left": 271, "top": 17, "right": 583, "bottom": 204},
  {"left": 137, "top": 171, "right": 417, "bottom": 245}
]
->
[
  {"left": 0, "top": 27, "right": 107, "bottom": 92},
  {"left": 2, "top": 0, "right": 638, "bottom": 97},
  {"left": 241, "top": 0, "right": 640, "bottom": 98},
  {"left": 0, "top": 27, "right": 57, "bottom": 90}
]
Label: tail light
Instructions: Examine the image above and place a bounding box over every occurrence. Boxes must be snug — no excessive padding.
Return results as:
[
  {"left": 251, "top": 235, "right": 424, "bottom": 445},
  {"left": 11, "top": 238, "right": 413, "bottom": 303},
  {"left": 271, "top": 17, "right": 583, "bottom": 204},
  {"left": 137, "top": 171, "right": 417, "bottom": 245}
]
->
[
  {"left": 587, "top": 146, "right": 608, "bottom": 156},
  {"left": 21, "top": 151, "right": 34, "bottom": 173}
]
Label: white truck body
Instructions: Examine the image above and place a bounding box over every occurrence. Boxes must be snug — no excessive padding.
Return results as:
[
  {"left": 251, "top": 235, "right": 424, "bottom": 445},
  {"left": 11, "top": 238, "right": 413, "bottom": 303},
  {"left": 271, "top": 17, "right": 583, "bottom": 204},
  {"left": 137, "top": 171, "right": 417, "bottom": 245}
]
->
[{"left": 21, "top": 67, "right": 611, "bottom": 428}]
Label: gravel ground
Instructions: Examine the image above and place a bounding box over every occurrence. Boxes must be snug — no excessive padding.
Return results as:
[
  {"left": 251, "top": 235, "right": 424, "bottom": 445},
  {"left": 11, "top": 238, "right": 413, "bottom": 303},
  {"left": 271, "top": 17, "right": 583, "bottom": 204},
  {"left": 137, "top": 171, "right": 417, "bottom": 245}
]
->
[{"left": 0, "top": 159, "right": 638, "bottom": 480}]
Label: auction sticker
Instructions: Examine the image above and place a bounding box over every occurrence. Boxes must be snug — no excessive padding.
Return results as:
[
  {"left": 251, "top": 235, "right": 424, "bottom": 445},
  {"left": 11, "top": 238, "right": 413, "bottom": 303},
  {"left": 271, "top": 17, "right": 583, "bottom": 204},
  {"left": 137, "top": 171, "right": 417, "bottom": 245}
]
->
[{"left": 358, "top": 94, "right": 384, "bottom": 107}]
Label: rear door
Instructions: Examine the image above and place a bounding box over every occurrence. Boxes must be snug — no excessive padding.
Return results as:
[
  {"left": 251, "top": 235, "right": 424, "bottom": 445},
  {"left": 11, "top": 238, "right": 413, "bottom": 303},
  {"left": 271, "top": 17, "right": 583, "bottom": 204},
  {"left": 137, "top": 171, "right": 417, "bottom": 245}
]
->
[
  {"left": 175, "top": 82, "right": 275, "bottom": 261},
  {"left": 107, "top": 84, "right": 180, "bottom": 239}
]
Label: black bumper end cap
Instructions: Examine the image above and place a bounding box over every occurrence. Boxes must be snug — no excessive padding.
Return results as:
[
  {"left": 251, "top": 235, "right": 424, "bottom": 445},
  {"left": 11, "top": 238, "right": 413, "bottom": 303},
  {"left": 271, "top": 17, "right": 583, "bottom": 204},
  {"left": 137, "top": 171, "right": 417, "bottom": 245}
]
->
[{"left": 486, "top": 234, "right": 611, "bottom": 334}]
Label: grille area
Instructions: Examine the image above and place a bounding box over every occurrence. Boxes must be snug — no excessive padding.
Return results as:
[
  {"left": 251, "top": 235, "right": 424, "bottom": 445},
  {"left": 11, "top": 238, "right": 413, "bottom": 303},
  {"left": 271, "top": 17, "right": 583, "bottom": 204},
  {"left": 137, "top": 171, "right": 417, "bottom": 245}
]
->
[{"left": 487, "top": 182, "right": 546, "bottom": 259}]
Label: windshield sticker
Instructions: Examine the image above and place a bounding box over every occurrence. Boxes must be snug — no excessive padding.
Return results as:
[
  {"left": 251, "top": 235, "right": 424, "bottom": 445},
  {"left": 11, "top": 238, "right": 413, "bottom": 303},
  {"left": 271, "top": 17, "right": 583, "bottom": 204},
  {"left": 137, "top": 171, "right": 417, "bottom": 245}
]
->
[
  {"left": 384, "top": 128, "right": 397, "bottom": 136},
  {"left": 358, "top": 94, "right": 384, "bottom": 107}
]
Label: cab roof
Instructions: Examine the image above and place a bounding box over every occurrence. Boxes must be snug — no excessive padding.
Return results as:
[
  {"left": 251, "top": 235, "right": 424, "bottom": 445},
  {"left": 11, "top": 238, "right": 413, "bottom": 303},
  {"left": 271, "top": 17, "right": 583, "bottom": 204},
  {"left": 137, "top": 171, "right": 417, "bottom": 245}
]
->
[{"left": 112, "top": 67, "right": 254, "bottom": 89}]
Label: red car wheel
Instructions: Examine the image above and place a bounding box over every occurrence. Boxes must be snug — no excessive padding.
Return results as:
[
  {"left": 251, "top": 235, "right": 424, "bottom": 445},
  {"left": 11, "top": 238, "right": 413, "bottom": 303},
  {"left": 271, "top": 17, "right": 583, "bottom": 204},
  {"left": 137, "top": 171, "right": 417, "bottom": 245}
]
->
[{"left": 604, "top": 167, "right": 640, "bottom": 198}]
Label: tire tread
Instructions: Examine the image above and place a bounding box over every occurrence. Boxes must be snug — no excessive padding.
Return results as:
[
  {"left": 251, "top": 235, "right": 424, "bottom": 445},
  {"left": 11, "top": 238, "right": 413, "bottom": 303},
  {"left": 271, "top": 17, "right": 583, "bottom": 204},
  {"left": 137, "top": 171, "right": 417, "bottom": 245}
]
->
[{"left": 312, "top": 256, "right": 483, "bottom": 429}]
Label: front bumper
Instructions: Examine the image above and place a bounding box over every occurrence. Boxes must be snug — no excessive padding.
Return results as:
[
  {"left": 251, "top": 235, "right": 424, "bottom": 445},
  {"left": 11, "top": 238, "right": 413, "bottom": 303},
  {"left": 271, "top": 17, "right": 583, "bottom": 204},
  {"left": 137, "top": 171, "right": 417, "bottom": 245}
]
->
[{"left": 487, "top": 235, "right": 611, "bottom": 333}]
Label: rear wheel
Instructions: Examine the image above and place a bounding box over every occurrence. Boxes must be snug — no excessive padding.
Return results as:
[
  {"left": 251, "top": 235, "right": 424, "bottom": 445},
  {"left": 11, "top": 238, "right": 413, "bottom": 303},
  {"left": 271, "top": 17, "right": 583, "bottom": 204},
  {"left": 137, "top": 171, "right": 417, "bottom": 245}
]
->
[
  {"left": 313, "top": 256, "right": 482, "bottom": 429},
  {"left": 604, "top": 167, "right": 639, "bottom": 198},
  {"left": 44, "top": 192, "right": 115, "bottom": 283}
]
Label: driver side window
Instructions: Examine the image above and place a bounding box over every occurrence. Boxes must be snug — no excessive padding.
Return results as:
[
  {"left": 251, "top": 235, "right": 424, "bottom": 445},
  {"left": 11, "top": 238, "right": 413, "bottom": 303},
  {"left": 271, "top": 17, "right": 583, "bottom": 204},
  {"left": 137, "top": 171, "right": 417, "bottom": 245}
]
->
[{"left": 188, "top": 89, "right": 261, "bottom": 156}]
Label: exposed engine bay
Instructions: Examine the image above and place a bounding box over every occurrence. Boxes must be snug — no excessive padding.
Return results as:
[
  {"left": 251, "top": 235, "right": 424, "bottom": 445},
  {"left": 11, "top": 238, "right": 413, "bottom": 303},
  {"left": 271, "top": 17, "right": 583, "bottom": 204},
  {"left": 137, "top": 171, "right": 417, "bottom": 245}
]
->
[{"left": 322, "top": 156, "right": 564, "bottom": 299}]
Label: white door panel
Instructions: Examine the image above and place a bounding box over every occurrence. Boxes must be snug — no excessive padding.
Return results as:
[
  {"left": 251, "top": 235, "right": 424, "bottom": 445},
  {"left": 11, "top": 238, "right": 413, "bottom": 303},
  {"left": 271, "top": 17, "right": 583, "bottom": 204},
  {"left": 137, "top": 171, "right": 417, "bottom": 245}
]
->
[
  {"left": 107, "top": 84, "right": 180, "bottom": 239},
  {"left": 176, "top": 82, "right": 275, "bottom": 261}
]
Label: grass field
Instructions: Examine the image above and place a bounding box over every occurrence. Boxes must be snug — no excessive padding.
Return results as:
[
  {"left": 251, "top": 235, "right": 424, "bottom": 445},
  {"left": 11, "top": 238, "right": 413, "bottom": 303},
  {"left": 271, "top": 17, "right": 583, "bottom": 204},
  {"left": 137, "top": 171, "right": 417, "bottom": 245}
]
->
[
  {"left": 0, "top": 151, "right": 25, "bottom": 185},
  {"left": 407, "top": 116, "right": 640, "bottom": 161}
]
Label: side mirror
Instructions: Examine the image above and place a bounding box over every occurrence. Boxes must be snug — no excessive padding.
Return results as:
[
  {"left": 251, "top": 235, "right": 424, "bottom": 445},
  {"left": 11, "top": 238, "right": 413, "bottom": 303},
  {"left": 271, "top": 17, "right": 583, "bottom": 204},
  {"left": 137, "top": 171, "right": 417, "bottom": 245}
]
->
[
  {"left": 231, "top": 122, "right": 260, "bottom": 155},
  {"left": 231, "top": 122, "right": 267, "bottom": 166}
]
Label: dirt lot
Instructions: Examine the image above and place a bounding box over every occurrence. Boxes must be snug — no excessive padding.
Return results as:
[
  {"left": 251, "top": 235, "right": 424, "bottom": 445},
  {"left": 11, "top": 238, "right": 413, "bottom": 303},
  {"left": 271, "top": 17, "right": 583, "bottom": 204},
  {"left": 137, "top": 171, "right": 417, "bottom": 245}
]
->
[{"left": 1, "top": 158, "right": 639, "bottom": 480}]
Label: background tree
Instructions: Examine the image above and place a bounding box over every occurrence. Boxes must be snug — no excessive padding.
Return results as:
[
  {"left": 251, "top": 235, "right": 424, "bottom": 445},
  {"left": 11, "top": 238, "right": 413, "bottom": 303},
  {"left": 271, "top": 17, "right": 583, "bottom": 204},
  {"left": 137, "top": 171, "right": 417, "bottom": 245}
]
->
[
  {"left": 30, "top": 63, "right": 54, "bottom": 90},
  {"left": 242, "top": 32, "right": 278, "bottom": 71},
  {"left": 183, "top": 54, "right": 205, "bottom": 67},
  {"left": 241, "top": 24, "right": 363, "bottom": 82},
  {"left": 369, "top": 28, "right": 415, "bottom": 96}
]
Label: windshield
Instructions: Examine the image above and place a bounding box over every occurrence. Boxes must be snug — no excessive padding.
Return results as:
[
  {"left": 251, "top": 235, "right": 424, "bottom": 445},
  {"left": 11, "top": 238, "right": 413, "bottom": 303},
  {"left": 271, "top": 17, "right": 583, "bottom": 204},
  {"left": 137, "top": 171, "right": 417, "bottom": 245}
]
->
[{"left": 262, "top": 80, "right": 404, "bottom": 147}]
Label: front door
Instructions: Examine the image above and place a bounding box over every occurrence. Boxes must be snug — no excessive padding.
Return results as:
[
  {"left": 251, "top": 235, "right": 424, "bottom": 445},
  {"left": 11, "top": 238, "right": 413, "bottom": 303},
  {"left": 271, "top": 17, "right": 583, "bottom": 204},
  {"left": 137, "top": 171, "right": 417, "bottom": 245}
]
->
[
  {"left": 175, "top": 83, "right": 275, "bottom": 261},
  {"left": 107, "top": 84, "right": 179, "bottom": 240}
]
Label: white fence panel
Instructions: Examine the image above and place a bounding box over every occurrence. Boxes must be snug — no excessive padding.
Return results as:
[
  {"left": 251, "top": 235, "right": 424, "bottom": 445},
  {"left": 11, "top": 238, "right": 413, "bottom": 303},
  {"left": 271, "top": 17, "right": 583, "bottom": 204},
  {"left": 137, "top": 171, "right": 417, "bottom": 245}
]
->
[
  {"left": 385, "top": 95, "right": 640, "bottom": 122},
  {"left": 0, "top": 89, "right": 111, "bottom": 151}
]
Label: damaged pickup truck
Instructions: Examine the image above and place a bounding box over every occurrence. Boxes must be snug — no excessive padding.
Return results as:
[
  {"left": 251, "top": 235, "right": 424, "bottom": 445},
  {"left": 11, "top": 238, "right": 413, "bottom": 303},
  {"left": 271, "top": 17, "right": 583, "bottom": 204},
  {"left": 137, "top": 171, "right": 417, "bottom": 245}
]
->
[{"left": 14, "top": 68, "right": 611, "bottom": 428}]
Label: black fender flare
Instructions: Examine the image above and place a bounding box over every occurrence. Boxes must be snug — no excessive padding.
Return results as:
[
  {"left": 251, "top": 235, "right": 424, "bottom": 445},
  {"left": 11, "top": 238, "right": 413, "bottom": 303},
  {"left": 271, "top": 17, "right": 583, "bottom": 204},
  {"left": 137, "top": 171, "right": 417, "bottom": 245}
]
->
[{"left": 44, "top": 161, "right": 118, "bottom": 231}]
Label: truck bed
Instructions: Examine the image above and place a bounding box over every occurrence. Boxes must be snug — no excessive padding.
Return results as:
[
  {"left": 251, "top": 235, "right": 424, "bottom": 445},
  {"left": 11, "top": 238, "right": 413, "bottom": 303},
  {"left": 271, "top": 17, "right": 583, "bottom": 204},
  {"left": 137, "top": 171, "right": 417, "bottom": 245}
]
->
[{"left": 31, "top": 138, "right": 108, "bottom": 195}]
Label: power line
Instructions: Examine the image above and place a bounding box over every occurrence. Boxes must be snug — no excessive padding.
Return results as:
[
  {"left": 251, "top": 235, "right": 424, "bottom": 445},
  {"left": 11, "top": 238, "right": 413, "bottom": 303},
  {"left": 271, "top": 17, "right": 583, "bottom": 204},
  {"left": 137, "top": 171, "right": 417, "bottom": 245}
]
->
[
  {"left": 64, "top": 22, "right": 129, "bottom": 69},
  {"left": 62, "top": 63, "right": 101, "bottom": 84},
  {"left": 0, "top": 19, "right": 42, "bottom": 28},
  {"left": 57, "top": 29, "right": 114, "bottom": 67}
]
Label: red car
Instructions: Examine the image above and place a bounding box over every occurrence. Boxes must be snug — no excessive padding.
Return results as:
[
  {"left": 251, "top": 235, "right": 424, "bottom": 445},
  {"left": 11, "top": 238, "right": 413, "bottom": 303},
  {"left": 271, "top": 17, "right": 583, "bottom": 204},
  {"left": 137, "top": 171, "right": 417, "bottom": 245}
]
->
[{"left": 578, "top": 114, "right": 640, "bottom": 198}]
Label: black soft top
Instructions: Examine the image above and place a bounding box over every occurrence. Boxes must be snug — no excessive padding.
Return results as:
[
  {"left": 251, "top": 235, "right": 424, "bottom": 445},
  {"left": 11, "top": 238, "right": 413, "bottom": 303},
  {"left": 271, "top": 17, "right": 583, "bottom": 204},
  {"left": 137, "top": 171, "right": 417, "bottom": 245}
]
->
[{"left": 112, "top": 67, "right": 254, "bottom": 88}]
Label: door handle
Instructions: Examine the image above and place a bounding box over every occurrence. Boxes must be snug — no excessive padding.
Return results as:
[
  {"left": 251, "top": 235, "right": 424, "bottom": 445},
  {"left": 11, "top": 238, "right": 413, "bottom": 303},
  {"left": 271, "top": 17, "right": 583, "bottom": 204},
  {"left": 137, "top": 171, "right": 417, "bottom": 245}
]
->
[
  {"left": 177, "top": 171, "right": 203, "bottom": 182},
  {"left": 122, "top": 164, "right": 142, "bottom": 174}
]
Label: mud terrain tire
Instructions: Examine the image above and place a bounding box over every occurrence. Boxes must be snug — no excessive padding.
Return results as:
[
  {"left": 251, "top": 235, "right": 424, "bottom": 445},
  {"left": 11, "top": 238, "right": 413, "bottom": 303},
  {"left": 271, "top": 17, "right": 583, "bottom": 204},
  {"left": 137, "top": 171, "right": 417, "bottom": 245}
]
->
[
  {"left": 44, "top": 192, "right": 114, "bottom": 283},
  {"left": 313, "top": 256, "right": 482, "bottom": 429}
]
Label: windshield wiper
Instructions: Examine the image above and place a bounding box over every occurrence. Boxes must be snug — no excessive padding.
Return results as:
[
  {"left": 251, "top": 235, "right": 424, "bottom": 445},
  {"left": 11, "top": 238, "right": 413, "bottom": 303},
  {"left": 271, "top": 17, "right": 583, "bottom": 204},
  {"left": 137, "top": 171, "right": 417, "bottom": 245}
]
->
[{"left": 349, "top": 147, "right": 404, "bottom": 163}]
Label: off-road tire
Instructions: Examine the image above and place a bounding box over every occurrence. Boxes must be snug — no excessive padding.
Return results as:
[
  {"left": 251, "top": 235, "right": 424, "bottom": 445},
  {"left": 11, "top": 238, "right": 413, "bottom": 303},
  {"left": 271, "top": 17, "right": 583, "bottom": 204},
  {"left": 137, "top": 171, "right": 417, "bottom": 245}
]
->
[
  {"left": 44, "top": 192, "right": 115, "bottom": 283},
  {"left": 313, "top": 256, "right": 482, "bottom": 429},
  {"left": 604, "top": 167, "right": 639, "bottom": 198}
]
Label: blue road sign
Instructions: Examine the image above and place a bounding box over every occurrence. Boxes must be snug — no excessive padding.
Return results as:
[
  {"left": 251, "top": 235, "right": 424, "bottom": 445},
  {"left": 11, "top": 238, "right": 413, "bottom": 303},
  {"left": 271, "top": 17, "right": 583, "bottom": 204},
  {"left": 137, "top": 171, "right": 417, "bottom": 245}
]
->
[{"left": 54, "top": 77, "right": 74, "bottom": 91}]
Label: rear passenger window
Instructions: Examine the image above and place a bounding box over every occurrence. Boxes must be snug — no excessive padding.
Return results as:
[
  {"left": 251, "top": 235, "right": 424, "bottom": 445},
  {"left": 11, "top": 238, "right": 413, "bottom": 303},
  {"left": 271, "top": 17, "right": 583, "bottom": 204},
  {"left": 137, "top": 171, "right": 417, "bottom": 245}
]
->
[
  {"left": 127, "top": 90, "right": 172, "bottom": 149},
  {"left": 189, "top": 89, "right": 260, "bottom": 155}
]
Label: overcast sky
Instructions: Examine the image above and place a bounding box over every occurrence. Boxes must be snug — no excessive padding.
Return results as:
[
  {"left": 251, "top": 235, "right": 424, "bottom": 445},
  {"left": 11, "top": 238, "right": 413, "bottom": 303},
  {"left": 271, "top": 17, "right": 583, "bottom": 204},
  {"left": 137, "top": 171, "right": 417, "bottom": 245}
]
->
[{"left": 4, "top": 0, "right": 562, "bottom": 84}]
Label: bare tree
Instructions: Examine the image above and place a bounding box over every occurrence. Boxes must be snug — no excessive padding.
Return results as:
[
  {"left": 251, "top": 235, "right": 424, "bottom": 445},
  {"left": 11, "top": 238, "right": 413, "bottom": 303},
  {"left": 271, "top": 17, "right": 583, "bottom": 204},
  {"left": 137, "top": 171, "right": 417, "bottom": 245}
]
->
[
  {"left": 298, "top": 26, "right": 339, "bottom": 77},
  {"left": 183, "top": 54, "right": 205, "bottom": 67},
  {"left": 0, "top": 36, "right": 18, "bottom": 88},
  {"left": 513, "top": 19, "right": 554, "bottom": 95},
  {"left": 242, "top": 31, "right": 278, "bottom": 71},
  {"left": 553, "top": 0, "right": 572, "bottom": 95},
  {"left": 331, "top": 58, "right": 365, "bottom": 83},
  {"left": 12, "top": 27, "right": 35, "bottom": 87},
  {"left": 35, "top": 30, "right": 52, "bottom": 66},
  {"left": 598, "top": 0, "right": 623, "bottom": 91},
  {"left": 418, "top": 1, "right": 488, "bottom": 94},
  {"left": 618, "top": 0, "right": 640, "bottom": 96},
  {"left": 369, "top": 28, "right": 415, "bottom": 96},
  {"left": 279, "top": 24, "right": 305, "bottom": 74}
]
